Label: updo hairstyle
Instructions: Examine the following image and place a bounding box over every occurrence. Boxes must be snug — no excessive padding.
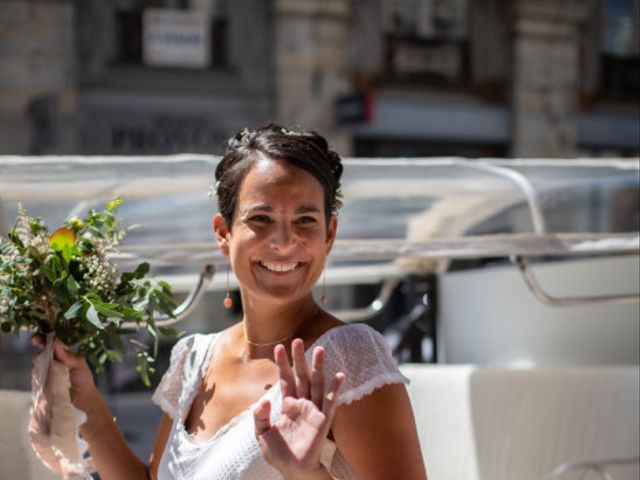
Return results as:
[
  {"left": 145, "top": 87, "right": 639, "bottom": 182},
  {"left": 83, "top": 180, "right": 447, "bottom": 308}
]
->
[{"left": 215, "top": 123, "right": 343, "bottom": 227}]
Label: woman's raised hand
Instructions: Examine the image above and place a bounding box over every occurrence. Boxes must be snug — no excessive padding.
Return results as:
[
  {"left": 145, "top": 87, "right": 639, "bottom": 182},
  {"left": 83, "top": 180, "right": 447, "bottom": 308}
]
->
[
  {"left": 253, "top": 339, "right": 345, "bottom": 480},
  {"left": 31, "top": 334, "right": 99, "bottom": 412}
]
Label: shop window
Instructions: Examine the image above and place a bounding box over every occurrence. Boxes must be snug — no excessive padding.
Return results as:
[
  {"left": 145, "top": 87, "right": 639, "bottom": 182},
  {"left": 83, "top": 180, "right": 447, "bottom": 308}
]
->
[
  {"left": 381, "top": 0, "right": 470, "bottom": 85},
  {"left": 115, "top": 0, "right": 228, "bottom": 69},
  {"left": 600, "top": 0, "right": 640, "bottom": 99}
]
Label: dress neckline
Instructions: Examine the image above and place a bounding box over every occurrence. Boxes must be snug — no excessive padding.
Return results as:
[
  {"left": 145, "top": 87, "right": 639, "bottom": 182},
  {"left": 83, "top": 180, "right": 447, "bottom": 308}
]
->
[{"left": 178, "top": 323, "right": 356, "bottom": 445}]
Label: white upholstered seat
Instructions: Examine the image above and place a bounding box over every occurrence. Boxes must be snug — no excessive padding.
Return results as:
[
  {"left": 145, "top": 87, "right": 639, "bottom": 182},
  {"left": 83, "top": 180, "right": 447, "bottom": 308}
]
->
[
  {"left": 400, "top": 365, "right": 640, "bottom": 480},
  {"left": 0, "top": 390, "right": 60, "bottom": 480}
]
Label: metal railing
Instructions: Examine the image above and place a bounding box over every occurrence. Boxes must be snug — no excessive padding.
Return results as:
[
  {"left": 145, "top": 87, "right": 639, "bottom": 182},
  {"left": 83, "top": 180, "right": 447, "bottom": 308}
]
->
[{"left": 543, "top": 457, "right": 639, "bottom": 480}]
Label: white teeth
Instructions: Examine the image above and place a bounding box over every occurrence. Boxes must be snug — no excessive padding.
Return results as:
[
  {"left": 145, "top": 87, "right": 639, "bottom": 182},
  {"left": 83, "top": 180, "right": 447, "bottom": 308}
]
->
[{"left": 261, "top": 262, "right": 298, "bottom": 272}]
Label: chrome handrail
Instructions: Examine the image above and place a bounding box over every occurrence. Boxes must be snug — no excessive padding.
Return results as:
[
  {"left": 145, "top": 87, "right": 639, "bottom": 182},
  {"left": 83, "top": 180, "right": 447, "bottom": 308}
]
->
[
  {"left": 138, "top": 264, "right": 215, "bottom": 327},
  {"left": 336, "top": 278, "right": 400, "bottom": 323},
  {"left": 543, "top": 456, "right": 639, "bottom": 480},
  {"left": 512, "top": 255, "right": 640, "bottom": 306},
  {"left": 458, "top": 160, "right": 547, "bottom": 234}
]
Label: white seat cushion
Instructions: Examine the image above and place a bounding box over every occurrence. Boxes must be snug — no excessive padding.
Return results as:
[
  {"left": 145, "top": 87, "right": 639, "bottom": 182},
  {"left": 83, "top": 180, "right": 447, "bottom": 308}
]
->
[
  {"left": 0, "top": 390, "right": 61, "bottom": 480},
  {"left": 400, "top": 365, "right": 640, "bottom": 480}
]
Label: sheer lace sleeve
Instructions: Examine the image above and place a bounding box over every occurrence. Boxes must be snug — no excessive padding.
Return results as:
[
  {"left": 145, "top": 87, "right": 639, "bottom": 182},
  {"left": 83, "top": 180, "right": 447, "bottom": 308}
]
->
[
  {"left": 314, "top": 324, "right": 410, "bottom": 405},
  {"left": 151, "top": 334, "right": 200, "bottom": 419}
]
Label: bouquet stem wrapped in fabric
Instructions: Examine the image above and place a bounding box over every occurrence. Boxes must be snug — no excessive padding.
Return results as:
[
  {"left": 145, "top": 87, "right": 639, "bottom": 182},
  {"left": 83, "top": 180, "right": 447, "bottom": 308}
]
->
[{"left": 29, "top": 333, "right": 91, "bottom": 479}]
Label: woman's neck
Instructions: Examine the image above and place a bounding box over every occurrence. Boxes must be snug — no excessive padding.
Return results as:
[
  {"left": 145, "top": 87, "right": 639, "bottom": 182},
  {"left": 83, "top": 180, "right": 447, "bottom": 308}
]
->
[{"left": 238, "top": 294, "right": 321, "bottom": 359}]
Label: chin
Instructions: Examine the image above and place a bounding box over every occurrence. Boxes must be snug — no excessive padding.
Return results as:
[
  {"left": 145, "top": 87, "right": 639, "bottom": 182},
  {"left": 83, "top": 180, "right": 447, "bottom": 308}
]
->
[{"left": 255, "top": 286, "right": 312, "bottom": 306}]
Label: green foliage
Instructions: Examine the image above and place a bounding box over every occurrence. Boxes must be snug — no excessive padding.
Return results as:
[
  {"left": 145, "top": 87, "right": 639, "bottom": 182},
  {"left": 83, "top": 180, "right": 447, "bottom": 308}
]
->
[{"left": 0, "top": 198, "right": 183, "bottom": 387}]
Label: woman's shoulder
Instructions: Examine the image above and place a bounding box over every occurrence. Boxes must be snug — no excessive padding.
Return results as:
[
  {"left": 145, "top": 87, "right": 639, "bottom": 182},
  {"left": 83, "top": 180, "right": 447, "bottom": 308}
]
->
[
  {"left": 167, "top": 331, "right": 220, "bottom": 370},
  {"left": 310, "top": 321, "right": 397, "bottom": 369},
  {"left": 313, "top": 322, "right": 387, "bottom": 351},
  {"left": 152, "top": 331, "right": 219, "bottom": 417},
  {"left": 312, "top": 322, "right": 410, "bottom": 406},
  {"left": 172, "top": 330, "right": 219, "bottom": 352}
]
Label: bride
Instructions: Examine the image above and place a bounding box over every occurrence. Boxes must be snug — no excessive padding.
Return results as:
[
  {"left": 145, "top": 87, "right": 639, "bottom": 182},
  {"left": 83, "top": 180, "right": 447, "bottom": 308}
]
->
[{"left": 42, "top": 124, "right": 428, "bottom": 479}]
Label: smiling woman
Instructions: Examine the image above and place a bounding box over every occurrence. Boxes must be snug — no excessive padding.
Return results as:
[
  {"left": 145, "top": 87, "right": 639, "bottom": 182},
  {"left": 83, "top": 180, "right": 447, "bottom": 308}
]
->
[
  {"left": 43, "top": 124, "right": 428, "bottom": 480},
  {"left": 216, "top": 157, "right": 335, "bottom": 311}
]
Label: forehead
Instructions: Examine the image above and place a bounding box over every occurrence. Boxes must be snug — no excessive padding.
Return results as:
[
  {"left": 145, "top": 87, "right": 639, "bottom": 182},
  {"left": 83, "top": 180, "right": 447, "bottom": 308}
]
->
[{"left": 238, "top": 157, "right": 324, "bottom": 206}]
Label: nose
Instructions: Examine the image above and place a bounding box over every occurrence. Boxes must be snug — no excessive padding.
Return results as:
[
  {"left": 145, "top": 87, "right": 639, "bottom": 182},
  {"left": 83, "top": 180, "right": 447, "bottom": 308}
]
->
[{"left": 269, "top": 222, "right": 297, "bottom": 253}]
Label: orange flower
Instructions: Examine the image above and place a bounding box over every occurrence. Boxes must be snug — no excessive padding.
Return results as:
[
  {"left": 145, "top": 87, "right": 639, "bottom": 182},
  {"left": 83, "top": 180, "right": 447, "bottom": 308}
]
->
[{"left": 48, "top": 227, "right": 76, "bottom": 251}]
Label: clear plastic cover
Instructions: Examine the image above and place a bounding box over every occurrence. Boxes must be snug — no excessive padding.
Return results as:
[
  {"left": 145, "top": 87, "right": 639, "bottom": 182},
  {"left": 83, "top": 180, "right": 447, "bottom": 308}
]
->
[{"left": 1, "top": 156, "right": 638, "bottom": 281}]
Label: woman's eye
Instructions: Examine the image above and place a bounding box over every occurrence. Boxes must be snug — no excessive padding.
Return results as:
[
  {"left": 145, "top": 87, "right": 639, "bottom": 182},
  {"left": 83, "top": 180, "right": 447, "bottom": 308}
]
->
[{"left": 248, "top": 215, "right": 271, "bottom": 223}]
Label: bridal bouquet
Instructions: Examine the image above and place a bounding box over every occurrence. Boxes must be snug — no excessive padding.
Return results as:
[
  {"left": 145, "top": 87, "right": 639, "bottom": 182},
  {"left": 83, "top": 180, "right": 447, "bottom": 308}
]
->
[
  {"left": 0, "top": 198, "right": 182, "bottom": 478},
  {"left": 0, "top": 197, "right": 181, "bottom": 385}
]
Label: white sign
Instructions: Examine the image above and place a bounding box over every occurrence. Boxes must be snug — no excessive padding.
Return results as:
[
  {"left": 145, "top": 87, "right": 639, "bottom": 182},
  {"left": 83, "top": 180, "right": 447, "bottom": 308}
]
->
[{"left": 143, "top": 8, "right": 210, "bottom": 68}]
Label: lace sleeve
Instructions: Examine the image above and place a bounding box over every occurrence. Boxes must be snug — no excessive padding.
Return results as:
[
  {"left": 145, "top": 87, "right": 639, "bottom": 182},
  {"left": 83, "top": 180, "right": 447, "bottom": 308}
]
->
[
  {"left": 151, "top": 334, "right": 198, "bottom": 419},
  {"left": 317, "top": 324, "right": 410, "bottom": 406}
]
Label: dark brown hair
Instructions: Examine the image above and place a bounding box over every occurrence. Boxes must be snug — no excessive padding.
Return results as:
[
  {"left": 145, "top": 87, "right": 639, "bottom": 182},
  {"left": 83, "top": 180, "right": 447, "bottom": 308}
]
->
[{"left": 215, "top": 123, "right": 343, "bottom": 227}]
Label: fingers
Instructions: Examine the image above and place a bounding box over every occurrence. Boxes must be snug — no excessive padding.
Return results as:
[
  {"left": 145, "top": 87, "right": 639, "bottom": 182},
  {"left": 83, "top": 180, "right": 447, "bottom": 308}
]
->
[
  {"left": 53, "top": 339, "right": 85, "bottom": 368},
  {"left": 31, "top": 334, "right": 46, "bottom": 350},
  {"left": 276, "top": 339, "right": 318, "bottom": 401},
  {"left": 292, "top": 338, "right": 311, "bottom": 399},
  {"left": 310, "top": 346, "right": 325, "bottom": 408},
  {"left": 31, "top": 335, "right": 81, "bottom": 366},
  {"left": 253, "top": 399, "right": 272, "bottom": 436},
  {"left": 274, "top": 344, "right": 297, "bottom": 398},
  {"left": 322, "top": 372, "right": 346, "bottom": 420},
  {"left": 275, "top": 340, "right": 345, "bottom": 415}
]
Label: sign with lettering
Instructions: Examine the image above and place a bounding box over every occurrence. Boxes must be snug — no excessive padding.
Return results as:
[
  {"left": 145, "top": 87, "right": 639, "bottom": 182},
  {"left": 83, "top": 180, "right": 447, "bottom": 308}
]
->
[
  {"left": 143, "top": 8, "right": 210, "bottom": 68},
  {"left": 386, "top": 37, "right": 467, "bottom": 83}
]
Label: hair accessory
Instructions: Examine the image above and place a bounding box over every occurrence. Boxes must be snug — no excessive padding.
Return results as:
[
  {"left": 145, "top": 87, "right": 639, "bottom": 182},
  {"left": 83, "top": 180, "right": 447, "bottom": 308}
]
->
[
  {"left": 332, "top": 188, "right": 344, "bottom": 212},
  {"left": 208, "top": 180, "right": 220, "bottom": 198},
  {"left": 281, "top": 127, "right": 303, "bottom": 137},
  {"left": 239, "top": 128, "right": 251, "bottom": 145},
  {"left": 224, "top": 267, "right": 233, "bottom": 309}
]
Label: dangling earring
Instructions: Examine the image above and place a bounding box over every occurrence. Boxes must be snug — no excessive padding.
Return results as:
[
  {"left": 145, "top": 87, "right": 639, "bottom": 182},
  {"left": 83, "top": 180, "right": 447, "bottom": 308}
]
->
[
  {"left": 321, "top": 269, "right": 327, "bottom": 305},
  {"left": 224, "top": 267, "right": 233, "bottom": 309}
]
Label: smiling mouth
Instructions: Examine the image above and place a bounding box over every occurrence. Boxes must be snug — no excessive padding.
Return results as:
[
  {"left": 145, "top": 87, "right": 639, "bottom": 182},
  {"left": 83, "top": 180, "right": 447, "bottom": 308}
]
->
[{"left": 258, "top": 261, "right": 303, "bottom": 273}]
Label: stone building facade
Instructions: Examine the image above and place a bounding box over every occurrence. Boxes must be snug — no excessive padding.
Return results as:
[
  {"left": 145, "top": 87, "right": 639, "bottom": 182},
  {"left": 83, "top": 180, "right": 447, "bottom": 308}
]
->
[
  {"left": 0, "top": 0, "right": 638, "bottom": 157},
  {"left": 0, "top": 1, "right": 76, "bottom": 154}
]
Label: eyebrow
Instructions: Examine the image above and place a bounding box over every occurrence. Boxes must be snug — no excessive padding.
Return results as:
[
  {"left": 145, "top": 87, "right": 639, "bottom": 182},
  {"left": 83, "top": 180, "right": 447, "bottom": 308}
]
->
[{"left": 241, "top": 204, "right": 321, "bottom": 215}]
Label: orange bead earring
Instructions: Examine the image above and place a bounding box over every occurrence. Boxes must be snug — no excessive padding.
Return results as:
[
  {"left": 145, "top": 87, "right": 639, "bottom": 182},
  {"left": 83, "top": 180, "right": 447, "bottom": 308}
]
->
[{"left": 224, "top": 267, "right": 233, "bottom": 309}]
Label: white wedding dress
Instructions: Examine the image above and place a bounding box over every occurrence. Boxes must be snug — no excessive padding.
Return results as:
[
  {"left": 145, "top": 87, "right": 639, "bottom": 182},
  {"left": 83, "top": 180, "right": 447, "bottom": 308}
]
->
[{"left": 152, "top": 323, "right": 409, "bottom": 480}]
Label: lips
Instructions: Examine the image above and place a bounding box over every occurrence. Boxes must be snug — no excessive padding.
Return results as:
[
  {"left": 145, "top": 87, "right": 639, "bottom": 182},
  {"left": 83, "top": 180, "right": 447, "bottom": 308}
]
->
[{"left": 258, "top": 261, "right": 303, "bottom": 273}]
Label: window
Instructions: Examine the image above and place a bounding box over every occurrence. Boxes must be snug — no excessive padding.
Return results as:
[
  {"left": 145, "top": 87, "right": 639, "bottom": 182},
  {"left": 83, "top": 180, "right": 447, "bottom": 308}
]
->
[
  {"left": 115, "top": 0, "right": 228, "bottom": 69},
  {"left": 603, "top": 0, "right": 639, "bottom": 57},
  {"left": 600, "top": 0, "right": 640, "bottom": 99},
  {"left": 381, "top": 0, "right": 469, "bottom": 84}
]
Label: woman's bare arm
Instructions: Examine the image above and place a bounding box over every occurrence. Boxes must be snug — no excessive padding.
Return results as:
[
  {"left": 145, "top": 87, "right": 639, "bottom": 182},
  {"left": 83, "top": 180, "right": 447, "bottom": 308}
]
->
[
  {"left": 79, "top": 393, "right": 173, "bottom": 480},
  {"left": 331, "top": 383, "right": 427, "bottom": 480},
  {"left": 79, "top": 387, "right": 149, "bottom": 479},
  {"left": 148, "top": 414, "right": 173, "bottom": 480}
]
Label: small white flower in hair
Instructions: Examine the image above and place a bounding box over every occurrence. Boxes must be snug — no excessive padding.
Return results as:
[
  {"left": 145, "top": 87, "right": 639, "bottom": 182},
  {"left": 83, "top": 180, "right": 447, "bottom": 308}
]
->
[
  {"left": 239, "top": 128, "right": 251, "bottom": 144},
  {"left": 208, "top": 180, "right": 221, "bottom": 198},
  {"left": 281, "top": 128, "right": 303, "bottom": 136}
]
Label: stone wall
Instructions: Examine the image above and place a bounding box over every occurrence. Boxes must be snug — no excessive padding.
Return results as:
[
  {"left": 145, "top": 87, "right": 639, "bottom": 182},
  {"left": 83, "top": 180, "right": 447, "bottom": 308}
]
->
[
  {"left": 273, "top": 0, "right": 353, "bottom": 153},
  {"left": 0, "top": 0, "right": 76, "bottom": 154},
  {"left": 511, "top": 0, "right": 595, "bottom": 157}
]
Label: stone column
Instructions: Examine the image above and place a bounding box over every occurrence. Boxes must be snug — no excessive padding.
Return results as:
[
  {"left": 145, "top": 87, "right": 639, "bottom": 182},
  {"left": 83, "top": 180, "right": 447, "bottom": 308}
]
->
[
  {"left": 511, "top": 0, "right": 595, "bottom": 158},
  {"left": 0, "top": 0, "right": 76, "bottom": 154},
  {"left": 273, "top": 0, "right": 352, "bottom": 153}
]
